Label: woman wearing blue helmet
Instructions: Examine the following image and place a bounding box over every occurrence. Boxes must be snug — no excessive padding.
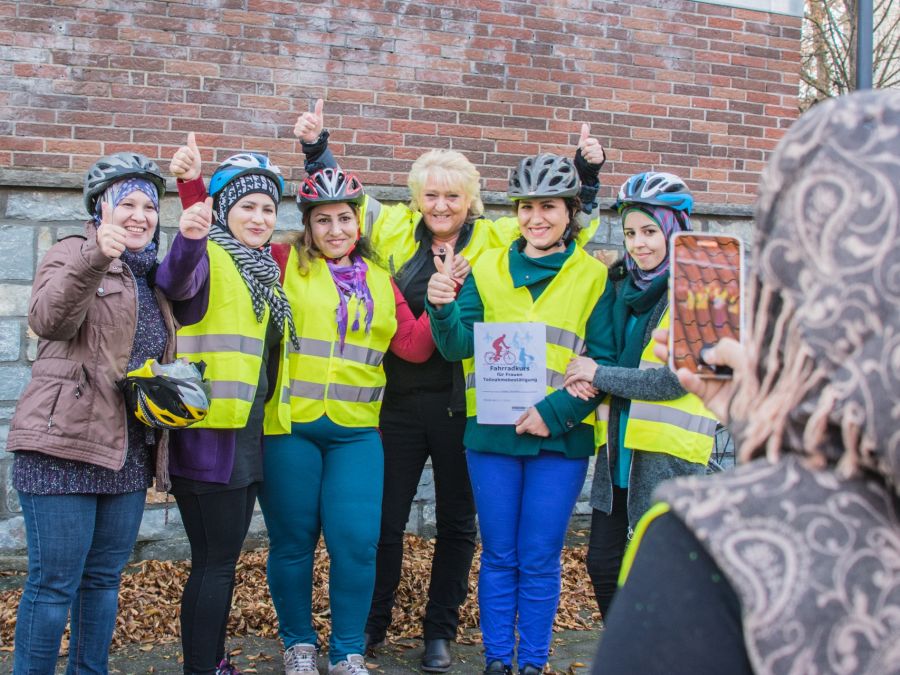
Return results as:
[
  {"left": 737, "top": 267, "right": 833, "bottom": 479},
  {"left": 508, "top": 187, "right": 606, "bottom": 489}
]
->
[
  {"left": 563, "top": 171, "right": 717, "bottom": 619},
  {"left": 156, "top": 136, "right": 299, "bottom": 675}
]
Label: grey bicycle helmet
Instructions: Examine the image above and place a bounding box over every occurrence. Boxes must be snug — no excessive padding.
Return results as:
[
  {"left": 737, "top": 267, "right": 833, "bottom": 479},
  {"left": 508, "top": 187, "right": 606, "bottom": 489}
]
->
[
  {"left": 614, "top": 171, "right": 693, "bottom": 214},
  {"left": 83, "top": 152, "right": 166, "bottom": 215},
  {"left": 508, "top": 153, "right": 581, "bottom": 200}
]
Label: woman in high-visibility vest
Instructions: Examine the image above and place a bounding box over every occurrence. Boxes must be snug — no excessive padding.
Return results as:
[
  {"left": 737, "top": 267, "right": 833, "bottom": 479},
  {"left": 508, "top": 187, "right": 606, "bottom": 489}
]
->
[
  {"left": 155, "top": 137, "right": 300, "bottom": 675},
  {"left": 426, "top": 153, "right": 617, "bottom": 675},
  {"left": 293, "top": 101, "right": 608, "bottom": 672},
  {"left": 562, "top": 172, "right": 717, "bottom": 619},
  {"left": 258, "top": 167, "right": 434, "bottom": 675}
]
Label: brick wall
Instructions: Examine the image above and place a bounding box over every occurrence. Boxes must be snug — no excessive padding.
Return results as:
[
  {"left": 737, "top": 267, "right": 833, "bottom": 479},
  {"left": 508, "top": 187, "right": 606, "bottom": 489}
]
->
[
  {"left": 1, "top": 0, "right": 800, "bottom": 204},
  {"left": 0, "top": 0, "right": 797, "bottom": 565}
]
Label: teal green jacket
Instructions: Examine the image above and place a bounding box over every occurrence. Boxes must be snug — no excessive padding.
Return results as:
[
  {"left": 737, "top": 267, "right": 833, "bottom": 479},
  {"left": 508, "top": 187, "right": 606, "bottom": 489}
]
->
[{"left": 426, "top": 240, "right": 617, "bottom": 458}]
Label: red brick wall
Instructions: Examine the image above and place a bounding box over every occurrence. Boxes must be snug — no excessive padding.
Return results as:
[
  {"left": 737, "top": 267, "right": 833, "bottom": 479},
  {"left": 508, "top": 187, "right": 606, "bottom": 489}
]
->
[{"left": 0, "top": 0, "right": 800, "bottom": 205}]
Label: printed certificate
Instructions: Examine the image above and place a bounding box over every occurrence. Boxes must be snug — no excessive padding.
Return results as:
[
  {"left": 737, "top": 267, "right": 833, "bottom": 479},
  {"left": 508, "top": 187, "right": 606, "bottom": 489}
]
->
[{"left": 473, "top": 322, "right": 546, "bottom": 424}]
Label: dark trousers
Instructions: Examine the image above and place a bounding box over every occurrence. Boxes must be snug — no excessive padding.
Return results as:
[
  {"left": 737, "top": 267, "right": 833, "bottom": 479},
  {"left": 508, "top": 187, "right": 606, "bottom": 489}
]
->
[
  {"left": 366, "top": 391, "right": 477, "bottom": 641},
  {"left": 174, "top": 483, "right": 259, "bottom": 675},
  {"left": 585, "top": 487, "right": 630, "bottom": 618}
]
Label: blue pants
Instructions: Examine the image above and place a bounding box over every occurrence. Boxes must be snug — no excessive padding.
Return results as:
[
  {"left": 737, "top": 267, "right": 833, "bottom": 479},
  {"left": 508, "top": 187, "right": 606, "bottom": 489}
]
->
[
  {"left": 466, "top": 450, "right": 588, "bottom": 670},
  {"left": 14, "top": 490, "right": 146, "bottom": 675},
  {"left": 259, "top": 416, "right": 383, "bottom": 664}
]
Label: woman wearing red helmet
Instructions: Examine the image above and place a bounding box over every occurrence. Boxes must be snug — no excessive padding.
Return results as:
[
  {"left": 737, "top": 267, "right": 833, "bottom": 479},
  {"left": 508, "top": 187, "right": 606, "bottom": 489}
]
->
[{"left": 258, "top": 166, "right": 435, "bottom": 675}]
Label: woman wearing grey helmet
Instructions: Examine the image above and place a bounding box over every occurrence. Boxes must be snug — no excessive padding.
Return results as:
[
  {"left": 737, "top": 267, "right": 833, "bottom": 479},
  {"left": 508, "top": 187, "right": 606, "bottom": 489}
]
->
[
  {"left": 425, "top": 153, "right": 617, "bottom": 675},
  {"left": 7, "top": 152, "right": 182, "bottom": 673}
]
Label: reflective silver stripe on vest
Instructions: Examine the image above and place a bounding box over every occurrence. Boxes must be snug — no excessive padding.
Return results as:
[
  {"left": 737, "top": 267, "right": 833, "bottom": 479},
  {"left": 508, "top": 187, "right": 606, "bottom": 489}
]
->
[
  {"left": 290, "top": 380, "right": 327, "bottom": 399},
  {"left": 289, "top": 338, "right": 385, "bottom": 366},
  {"left": 340, "top": 343, "right": 386, "bottom": 367},
  {"left": 330, "top": 383, "right": 384, "bottom": 403},
  {"left": 629, "top": 401, "right": 717, "bottom": 437},
  {"left": 546, "top": 326, "right": 585, "bottom": 355},
  {"left": 208, "top": 380, "right": 256, "bottom": 403},
  {"left": 288, "top": 337, "right": 332, "bottom": 358},
  {"left": 289, "top": 380, "right": 384, "bottom": 404},
  {"left": 177, "top": 334, "right": 264, "bottom": 355},
  {"left": 638, "top": 359, "right": 659, "bottom": 371},
  {"left": 280, "top": 385, "right": 290, "bottom": 404}
]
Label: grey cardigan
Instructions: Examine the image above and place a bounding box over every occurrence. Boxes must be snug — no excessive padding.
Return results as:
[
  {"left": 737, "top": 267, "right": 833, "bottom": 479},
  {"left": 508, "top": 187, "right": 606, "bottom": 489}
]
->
[{"left": 588, "top": 290, "right": 706, "bottom": 529}]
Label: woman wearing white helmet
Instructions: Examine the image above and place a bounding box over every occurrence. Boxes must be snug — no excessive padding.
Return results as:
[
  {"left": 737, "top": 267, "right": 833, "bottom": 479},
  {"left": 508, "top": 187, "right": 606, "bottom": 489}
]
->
[{"left": 563, "top": 170, "right": 717, "bottom": 619}]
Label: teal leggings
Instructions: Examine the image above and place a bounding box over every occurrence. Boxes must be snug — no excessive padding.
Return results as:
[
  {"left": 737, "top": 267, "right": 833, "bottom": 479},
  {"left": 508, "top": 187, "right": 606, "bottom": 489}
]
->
[{"left": 259, "top": 415, "right": 384, "bottom": 663}]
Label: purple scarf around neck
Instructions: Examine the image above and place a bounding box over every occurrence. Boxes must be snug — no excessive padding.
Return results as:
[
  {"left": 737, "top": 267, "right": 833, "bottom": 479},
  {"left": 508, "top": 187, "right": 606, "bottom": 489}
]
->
[{"left": 327, "top": 255, "right": 375, "bottom": 351}]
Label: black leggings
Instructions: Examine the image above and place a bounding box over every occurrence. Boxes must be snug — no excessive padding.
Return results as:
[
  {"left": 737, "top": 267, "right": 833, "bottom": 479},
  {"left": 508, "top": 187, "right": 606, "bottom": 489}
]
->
[
  {"left": 585, "top": 487, "right": 630, "bottom": 618},
  {"left": 174, "top": 484, "right": 259, "bottom": 674}
]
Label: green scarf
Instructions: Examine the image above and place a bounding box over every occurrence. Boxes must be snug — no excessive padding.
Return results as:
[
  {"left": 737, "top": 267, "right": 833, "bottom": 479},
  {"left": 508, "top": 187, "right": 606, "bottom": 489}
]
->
[{"left": 613, "top": 272, "right": 668, "bottom": 368}]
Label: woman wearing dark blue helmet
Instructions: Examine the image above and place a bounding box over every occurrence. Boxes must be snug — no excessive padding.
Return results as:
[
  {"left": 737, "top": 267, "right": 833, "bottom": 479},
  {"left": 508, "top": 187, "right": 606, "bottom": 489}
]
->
[
  {"left": 157, "top": 139, "right": 299, "bottom": 675},
  {"left": 563, "top": 171, "right": 717, "bottom": 619}
]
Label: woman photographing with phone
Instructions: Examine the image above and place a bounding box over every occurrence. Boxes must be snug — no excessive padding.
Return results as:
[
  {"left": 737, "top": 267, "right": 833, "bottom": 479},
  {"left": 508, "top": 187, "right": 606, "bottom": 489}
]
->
[{"left": 563, "top": 172, "right": 718, "bottom": 619}]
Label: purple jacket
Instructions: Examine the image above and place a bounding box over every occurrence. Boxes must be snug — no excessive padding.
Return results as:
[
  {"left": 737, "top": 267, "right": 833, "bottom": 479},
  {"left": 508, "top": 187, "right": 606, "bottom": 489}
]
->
[{"left": 155, "top": 231, "right": 243, "bottom": 484}]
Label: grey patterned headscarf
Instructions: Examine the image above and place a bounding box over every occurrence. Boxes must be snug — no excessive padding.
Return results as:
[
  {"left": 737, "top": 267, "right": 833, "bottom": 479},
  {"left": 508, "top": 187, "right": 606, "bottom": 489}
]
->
[{"left": 730, "top": 89, "right": 900, "bottom": 494}]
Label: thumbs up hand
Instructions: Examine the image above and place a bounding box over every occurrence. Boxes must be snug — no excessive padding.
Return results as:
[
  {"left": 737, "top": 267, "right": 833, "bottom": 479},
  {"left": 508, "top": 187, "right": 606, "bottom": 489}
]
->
[
  {"left": 96, "top": 201, "right": 127, "bottom": 259},
  {"left": 577, "top": 123, "right": 606, "bottom": 168},
  {"left": 427, "top": 248, "right": 459, "bottom": 309},
  {"left": 294, "top": 98, "right": 325, "bottom": 143},
  {"left": 170, "top": 132, "right": 203, "bottom": 181},
  {"left": 179, "top": 197, "right": 213, "bottom": 241}
]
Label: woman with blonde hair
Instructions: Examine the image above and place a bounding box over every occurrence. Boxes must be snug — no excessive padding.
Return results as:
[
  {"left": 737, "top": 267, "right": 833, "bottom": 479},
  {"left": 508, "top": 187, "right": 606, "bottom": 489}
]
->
[{"left": 294, "top": 103, "right": 606, "bottom": 672}]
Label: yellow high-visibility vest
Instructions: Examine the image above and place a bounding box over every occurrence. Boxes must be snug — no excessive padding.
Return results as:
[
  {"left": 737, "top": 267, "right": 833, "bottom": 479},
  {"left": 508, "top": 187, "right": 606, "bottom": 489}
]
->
[
  {"left": 366, "top": 200, "right": 600, "bottom": 275},
  {"left": 264, "top": 248, "right": 397, "bottom": 433},
  {"left": 176, "top": 240, "right": 289, "bottom": 430},
  {"left": 461, "top": 246, "right": 609, "bottom": 441},
  {"left": 621, "top": 309, "right": 718, "bottom": 465}
]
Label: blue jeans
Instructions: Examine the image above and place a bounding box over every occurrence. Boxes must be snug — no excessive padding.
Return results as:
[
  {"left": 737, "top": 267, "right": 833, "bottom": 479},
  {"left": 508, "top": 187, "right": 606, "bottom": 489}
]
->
[
  {"left": 14, "top": 490, "right": 147, "bottom": 675},
  {"left": 259, "top": 416, "right": 383, "bottom": 664},
  {"left": 466, "top": 450, "right": 588, "bottom": 670}
]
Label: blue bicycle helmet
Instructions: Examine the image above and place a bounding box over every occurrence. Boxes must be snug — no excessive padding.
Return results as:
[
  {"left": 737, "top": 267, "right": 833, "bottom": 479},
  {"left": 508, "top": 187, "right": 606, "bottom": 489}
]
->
[
  {"left": 208, "top": 153, "right": 285, "bottom": 199},
  {"left": 615, "top": 171, "right": 693, "bottom": 214}
]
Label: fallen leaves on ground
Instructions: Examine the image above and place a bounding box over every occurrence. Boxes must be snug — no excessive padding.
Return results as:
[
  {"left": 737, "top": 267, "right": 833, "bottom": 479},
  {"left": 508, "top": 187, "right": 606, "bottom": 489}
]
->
[{"left": 0, "top": 534, "right": 601, "bottom": 652}]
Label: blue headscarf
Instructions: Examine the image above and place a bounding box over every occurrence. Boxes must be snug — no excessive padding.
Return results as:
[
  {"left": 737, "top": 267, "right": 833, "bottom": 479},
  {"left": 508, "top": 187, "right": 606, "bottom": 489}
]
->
[
  {"left": 621, "top": 204, "right": 691, "bottom": 289},
  {"left": 92, "top": 177, "right": 160, "bottom": 225}
]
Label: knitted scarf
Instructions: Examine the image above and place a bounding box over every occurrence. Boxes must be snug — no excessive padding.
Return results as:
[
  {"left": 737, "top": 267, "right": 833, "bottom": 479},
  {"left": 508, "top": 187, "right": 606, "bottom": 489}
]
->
[{"left": 207, "top": 223, "right": 300, "bottom": 349}]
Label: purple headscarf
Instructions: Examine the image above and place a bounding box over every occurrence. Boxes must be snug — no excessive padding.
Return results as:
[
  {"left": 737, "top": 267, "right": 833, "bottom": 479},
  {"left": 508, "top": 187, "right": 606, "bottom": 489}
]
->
[
  {"left": 327, "top": 255, "right": 375, "bottom": 352},
  {"left": 92, "top": 177, "right": 160, "bottom": 225},
  {"left": 621, "top": 204, "right": 691, "bottom": 289}
]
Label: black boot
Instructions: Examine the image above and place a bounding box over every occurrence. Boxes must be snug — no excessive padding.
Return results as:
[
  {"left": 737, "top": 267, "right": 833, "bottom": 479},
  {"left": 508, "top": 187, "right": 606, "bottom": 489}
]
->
[
  {"left": 422, "top": 638, "right": 452, "bottom": 672},
  {"left": 484, "top": 660, "right": 513, "bottom": 675},
  {"left": 364, "top": 631, "right": 385, "bottom": 654},
  {"left": 519, "top": 666, "right": 543, "bottom": 675}
]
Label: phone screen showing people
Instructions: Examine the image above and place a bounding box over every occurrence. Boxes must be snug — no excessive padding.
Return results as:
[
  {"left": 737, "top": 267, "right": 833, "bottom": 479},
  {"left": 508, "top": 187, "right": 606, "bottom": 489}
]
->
[{"left": 669, "top": 233, "right": 743, "bottom": 379}]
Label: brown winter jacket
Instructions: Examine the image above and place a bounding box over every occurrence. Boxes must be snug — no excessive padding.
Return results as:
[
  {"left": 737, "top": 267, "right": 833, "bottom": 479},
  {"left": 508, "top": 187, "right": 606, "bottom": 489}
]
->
[{"left": 6, "top": 223, "right": 177, "bottom": 491}]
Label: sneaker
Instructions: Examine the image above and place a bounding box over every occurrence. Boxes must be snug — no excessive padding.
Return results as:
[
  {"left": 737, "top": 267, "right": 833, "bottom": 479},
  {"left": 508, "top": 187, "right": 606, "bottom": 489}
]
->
[
  {"left": 284, "top": 643, "right": 319, "bottom": 675},
  {"left": 328, "top": 653, "right": 369, "bottom": 674},
  {"left": 484, "top": 660, "right": 513, "bottom": 675},
  {"left": 215, "top": 658, "right": 241, "bottom": 675}
]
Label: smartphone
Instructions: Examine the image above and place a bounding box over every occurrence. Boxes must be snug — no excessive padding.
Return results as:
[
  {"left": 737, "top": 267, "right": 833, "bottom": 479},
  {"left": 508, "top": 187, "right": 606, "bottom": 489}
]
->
[{"left": 668, "top": 232, "right": 743, "bottom": 378}]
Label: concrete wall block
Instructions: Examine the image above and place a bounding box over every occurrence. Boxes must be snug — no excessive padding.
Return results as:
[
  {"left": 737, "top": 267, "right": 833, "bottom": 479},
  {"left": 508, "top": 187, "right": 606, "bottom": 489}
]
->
[
  {"left": 0, "top": 422, "right": 8, "bottom": 453},
  {"left": 0, "top": 319, "right": 21, "bottom": 361},
  {"left": 0, "top": 513, "right": 25, "bottom": 551},
  {"left": 0, "top": 285, "right": 32, "bottom": 317},
  {"left": 26, "top": 327, "right": 38, "bottom": 362},
  {"left": 2, "top": 458, "right": 20, "bottom": 514},
  {"left": 6, "top": 192, "right": 84, "bottom": 221},
  {"left": 0, "top": 365, "right": 31, "bottom": 401},
  {"left": 0, "top": 225, "right": 35, "bottom": 280}
]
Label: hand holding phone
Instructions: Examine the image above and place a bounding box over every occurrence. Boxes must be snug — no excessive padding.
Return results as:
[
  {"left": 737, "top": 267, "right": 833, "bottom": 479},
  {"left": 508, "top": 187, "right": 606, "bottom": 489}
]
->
[{"left": 668, "top": 233, "right": 743, "bottom": 379}]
